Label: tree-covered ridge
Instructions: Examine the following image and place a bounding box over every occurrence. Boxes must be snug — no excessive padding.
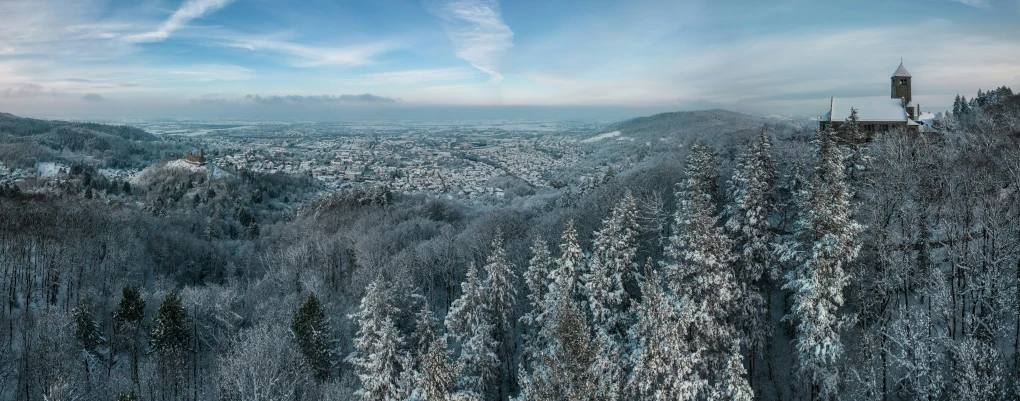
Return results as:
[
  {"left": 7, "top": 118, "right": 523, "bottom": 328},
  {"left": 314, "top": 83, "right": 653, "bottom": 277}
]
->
[{"left": 0, "top": 112, "right": 181, "bottom": 169}]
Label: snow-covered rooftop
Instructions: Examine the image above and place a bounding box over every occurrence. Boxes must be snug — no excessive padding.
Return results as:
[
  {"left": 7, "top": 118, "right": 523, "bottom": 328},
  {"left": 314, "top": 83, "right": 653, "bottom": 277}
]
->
[
  {"left": 822, "top": 97, "right": 907, "bottom": 122},
  {"left": 892, "top": 63, "right": 911, "bottom": 78}
]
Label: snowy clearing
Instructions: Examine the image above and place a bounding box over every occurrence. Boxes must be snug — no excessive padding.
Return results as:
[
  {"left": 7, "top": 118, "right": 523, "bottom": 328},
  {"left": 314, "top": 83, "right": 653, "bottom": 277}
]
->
[{"left": 581, "top": 130, "right": 622, "bottom": 143}]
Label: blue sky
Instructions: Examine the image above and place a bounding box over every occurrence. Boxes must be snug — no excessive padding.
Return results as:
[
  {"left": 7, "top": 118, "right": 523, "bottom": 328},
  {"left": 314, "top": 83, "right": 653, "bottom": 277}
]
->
[{"left": 1, "top": 0, "right": 1018, "bottom": 120}]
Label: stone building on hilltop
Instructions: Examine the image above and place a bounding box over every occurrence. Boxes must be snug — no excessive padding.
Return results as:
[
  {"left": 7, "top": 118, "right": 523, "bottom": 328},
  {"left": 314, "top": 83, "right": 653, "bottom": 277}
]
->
[
  {"left": 185, "top": 149, "right": 206, "bottom": 166},
  {"left": 820, "top": 62, "right": 936, "bottom": 133}
]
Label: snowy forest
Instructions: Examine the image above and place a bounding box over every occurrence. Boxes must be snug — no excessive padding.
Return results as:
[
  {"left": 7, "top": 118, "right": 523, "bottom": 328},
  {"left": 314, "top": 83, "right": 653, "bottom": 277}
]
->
[{"left": 2, "top": 89, "right": 1020, "bottom": 401}]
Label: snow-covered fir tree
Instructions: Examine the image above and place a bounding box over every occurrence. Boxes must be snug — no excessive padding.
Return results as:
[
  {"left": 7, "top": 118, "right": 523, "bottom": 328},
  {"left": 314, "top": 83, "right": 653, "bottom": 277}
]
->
[
  {"left": 445, "top": 263, "right": 499, "bottom": 399},
  {"left": 482, "top": 230, "right": 517, "bottom": 400},
  {"left": 684, "top": 141, "right": 721, "bottom": 200},
  {"left": 533, "top": 220, "right": 585, "bottom": 368},
  {"left": 410, "top": 334, "right": 461, "bottom": 401},
  {"left": 663, "top": 141, "right": 741, "bottom": 376},
  {"left": 521, "top": 290, "right": 600, "bottom": 401},
  {"left": 484, "top": 230, "right": 517, "bottom": 334},
  {"left": 584, "top": 189, "right": 639, "bottom": 338},
  {"left": 150, "top": 291, "right": 192, "bottom": 399},
  {"left": 552, "top": 220, "right": 584, "bottom": 303},
  {"left": 582, "top": 191, "right": 641, "bottom": 400},
  {"left": 348, "top": 277, "right": 411, "bottom": 401},
  {"left": 779, "top": 129, "right": 863, "bottom": 400},
  {"left": 723, "top": 128, "right": 776, "bottom": 370},
  {"left": 627, "top": 260, "right": 705, "bottom": 401},
  {"left": 521, "top": 235, "right": 554, "bottom": 368},
  {"left": 725, "top": 129, "right": 777, "bottom": 285},
  {"left": 291, "top": 293, "right": 334, "bottom": 381},
  {"left": 707, "top": 344, "right": 754, "bottom": 401}
]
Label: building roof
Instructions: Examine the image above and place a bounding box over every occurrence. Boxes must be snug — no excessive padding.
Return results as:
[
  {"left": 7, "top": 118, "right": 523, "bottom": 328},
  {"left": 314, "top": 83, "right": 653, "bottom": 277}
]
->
[
  {"left": 892, "top": 63, "right": 911, "bottom": 78},
  {"left": 822, "top": 97, "right": 908, "bottom": 122}
]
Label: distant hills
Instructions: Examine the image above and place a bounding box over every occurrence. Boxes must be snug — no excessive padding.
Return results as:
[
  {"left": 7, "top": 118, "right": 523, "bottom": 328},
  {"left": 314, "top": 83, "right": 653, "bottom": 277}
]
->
[
  {"left": 611, "top": 109, "right": 768, "bottom": 139},
  {"left": 0, "top": 112, "right": 155, "bottom": 141},
  {"left": 0, "top": 112, "right": 171, "bottom": 169}
]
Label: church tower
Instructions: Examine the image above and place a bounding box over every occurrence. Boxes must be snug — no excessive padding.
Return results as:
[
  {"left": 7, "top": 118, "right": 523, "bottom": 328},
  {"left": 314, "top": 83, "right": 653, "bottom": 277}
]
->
[{"left": 891, "top": 62, "right": 912, "bottom": 104}]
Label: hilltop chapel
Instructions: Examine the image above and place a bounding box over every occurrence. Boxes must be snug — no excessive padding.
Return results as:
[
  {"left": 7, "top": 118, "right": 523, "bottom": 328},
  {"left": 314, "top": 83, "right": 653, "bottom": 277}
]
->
[{"left": 819, "top": 62, "right": 935, "bottom": 133}]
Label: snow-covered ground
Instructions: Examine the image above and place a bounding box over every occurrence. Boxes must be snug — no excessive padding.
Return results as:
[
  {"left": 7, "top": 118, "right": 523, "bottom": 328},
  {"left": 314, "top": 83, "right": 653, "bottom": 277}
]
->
[
  {"left": 581, "top": 130, "right": 622, "bottom": 143},
  {"left": 36, "top": 162, "right": 67, "bottom": 177}
]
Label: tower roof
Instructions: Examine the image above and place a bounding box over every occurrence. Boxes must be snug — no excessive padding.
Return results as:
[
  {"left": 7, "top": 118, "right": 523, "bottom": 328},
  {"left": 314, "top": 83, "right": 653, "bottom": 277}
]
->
[{"left": 892, "top": 63, "right": 911, "bottom": 78}]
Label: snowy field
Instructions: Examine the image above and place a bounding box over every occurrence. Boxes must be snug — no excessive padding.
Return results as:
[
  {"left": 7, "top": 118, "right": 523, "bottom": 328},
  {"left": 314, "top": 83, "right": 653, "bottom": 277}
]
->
[{"left": 580, "top": 130, "right": 622, "bottom": 143}]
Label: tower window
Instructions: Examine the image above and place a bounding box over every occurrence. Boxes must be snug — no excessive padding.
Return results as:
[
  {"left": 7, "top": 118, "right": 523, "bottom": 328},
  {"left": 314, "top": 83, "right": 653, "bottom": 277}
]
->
[{"left": 900, "top": 79, "right": 908, "bottom": 85}]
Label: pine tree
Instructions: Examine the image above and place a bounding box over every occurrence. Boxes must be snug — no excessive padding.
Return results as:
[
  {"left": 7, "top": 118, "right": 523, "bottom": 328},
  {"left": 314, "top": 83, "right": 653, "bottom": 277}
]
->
[
  {"left": 114, "top": 285, "right": 145, "bottom": 389},
  {"left": 779, "top": 129, "right": 863, "bottom": 400},
  {"left": 150, "top": 291, "right": 191, "bottom": 399},
  {"left": 116, "top": 391, "right": 138, "bottom": 401},
  {"left": 482, "top": 230, "right": 517, "bottom": 400},
  {"left": 551, "top": 220, "right": 584, "bottom": 303},
  {"left": 521, "top": 235, "right": 554, "bottom": 367},
  {"left": 684, "top": 142, "right": 720, "bottom": 199},
  {"left": 484, "top": 231, "right": 517, "bottom": 334},
  {"left": 627, "top": 261, "right": 705, "bottom": 401},
  {"left": 412, "top": 334, "right": 461, "bottom": 401},
  {"left": 291, "top": 293, "right": 334, "bottom": 381},
  {"left": 584, "top": 190, "right": 639, "bottom": 339},
  {"left": 723, "top": 129, "right": 776, "bottom": 365},
  {"left": 725, "top": 129, "right": 777, "bottom": 284},
  {"left": 445, "top": 264, "right": 499, "bottom": 398},
  {"left": 151, "top": 292, "right": 190, "bottom": 356},
  {"left": 953, "top": 95, "right": 962, "bottom": 116},
  {"left": 707, "top": 345, "right": 754, "bottom": 401},
  {"left": 73, "top": 301, "right": 106, "bottom": 355},
  {"left": 348, "top": 278, "right": 411, "bottom": 401},
  {"left": 72, "top": 300, "right": 105, "bottom": 392},
  {"left": 411, "top": 304, "right": 439, "bottom": 359},
  {"left": 842, "top": 107, "right": 866, "bottom": 143},
  {"left": 534, "top": 220, "right": 585, "bottom": 364},
  {"left": 523, "top": 291, "right": 600, "bottom": 401},
  {"left": 663, "top": 141, "right": 739, "bottom": 358},
  {"left": 583, "top": 191, "right": 640, "bottom": 400}
]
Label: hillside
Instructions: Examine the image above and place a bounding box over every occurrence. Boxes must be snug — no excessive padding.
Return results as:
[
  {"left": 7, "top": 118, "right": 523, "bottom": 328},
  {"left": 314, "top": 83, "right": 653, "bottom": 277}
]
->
[
  {"left": 612, "top": 109, "right": 767, "bottom": 139},
  {"left": 0, "top": 112, "right": 176, "bottom": 169}
]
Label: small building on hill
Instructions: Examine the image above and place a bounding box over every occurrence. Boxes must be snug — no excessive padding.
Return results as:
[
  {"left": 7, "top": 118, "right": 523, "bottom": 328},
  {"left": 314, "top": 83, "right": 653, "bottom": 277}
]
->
[
  {"left": 820, "top": 62, "right": 931, "bottom": 133},
  {"left": 185, "top": 149, "right": 206, "bottom": 166}
]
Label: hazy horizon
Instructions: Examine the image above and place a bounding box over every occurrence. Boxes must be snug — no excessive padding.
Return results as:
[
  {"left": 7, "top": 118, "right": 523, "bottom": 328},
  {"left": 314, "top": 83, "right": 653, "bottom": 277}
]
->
[{"left": 2, "top": 0, "right": 1019, "bottom": 121}]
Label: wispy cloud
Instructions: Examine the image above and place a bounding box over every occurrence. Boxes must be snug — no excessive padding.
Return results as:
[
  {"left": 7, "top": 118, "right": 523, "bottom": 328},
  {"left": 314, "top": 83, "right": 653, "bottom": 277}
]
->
[
  {"left": 168, "top": 64, "right": 255, "bottom": 81},
  {"left": 432, "top": 0, "right": 514, "bottom": 83},
  {"left": 244, "top": 94, "right": 399, "bottom": 105},
  {"left": 224, "top": 38, "right": 397, "bottom": 67},
  {"left": 126, "top": 0, "right": 235, "bottom": 43},
  {"left": 950, "top": 0, "right": 992, "bottom": 8},
  {"left": 349, "top": 68, "right": 477, "bottom": 85}
]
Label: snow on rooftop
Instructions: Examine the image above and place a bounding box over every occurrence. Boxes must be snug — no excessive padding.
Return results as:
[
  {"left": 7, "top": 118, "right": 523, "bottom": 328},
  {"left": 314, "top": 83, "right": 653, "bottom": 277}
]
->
[
  {"left": 823, "top": 97, "right": 907, "bottom": 122},
  {"left": 892, "top": 63, "right": 911, "bottom": 78}
]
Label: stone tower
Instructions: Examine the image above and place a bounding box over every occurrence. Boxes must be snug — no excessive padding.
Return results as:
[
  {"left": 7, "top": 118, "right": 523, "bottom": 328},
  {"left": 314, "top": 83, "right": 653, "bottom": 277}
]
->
[{"left": 891, "top": 62, "right": 912, "bottom": 104}]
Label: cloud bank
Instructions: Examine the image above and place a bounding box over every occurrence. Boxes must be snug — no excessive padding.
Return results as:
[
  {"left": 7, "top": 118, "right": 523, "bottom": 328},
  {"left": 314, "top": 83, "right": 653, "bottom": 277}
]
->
[{"left": 243, "top": 94, "right": 399, "bottom": 105}]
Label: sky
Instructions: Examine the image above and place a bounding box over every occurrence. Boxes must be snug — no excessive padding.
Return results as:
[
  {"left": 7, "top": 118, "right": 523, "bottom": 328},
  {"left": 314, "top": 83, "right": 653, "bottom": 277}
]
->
[{"left": 0, "top": 0, "right": 1018, "bottom": 121}]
